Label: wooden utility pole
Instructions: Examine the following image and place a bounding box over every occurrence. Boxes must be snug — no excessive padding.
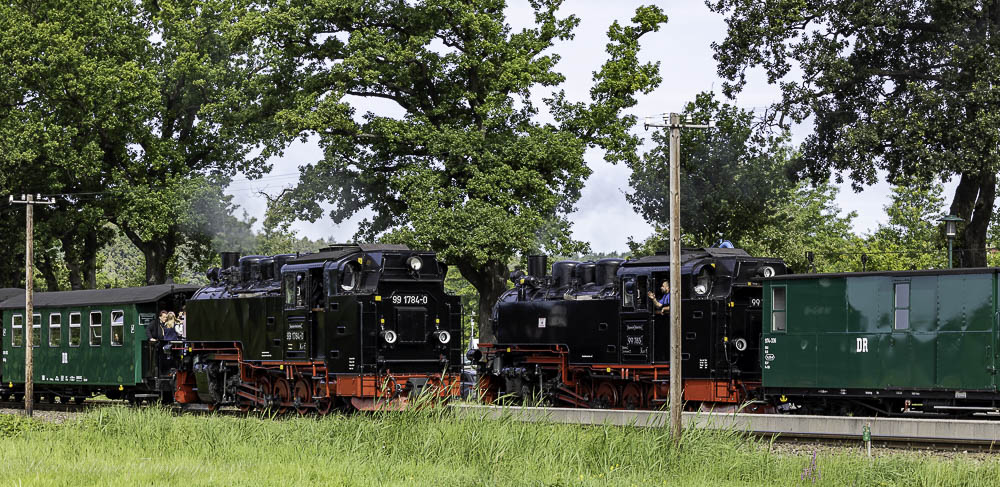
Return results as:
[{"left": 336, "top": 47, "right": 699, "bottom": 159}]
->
[
  {"left": 10, "top": 194, "right": 55, "bottom": 417},
  {"left": 667, "top": 113, "right": 683, "bottom": 446},
  {"left": 644, "top": 114, "right": 714, "bottom": 447}
]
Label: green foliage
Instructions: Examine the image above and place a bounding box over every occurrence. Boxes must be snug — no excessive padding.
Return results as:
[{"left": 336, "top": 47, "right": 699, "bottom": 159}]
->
[
  {"left": 862, "top": 178, "right": 947, "bottom": 272},
  {"left": 0, "top": 0, "right": 300, "bottom": 285},
  {"left": 741, "top": 182, "right": 859, "bottom": 273},
  {"left": 709, "top": 0, "right": 1000, "bottom": 266},
  {"left": 444, "top": 267, "right": 479, "bottom": 349},
  {"left": 96, "top": 227, "right": 147, "bottom": 289},
  {"left": 628, "top": 92, "right": 796, "bottom": 247},
  {"left": 271, "top": 1, "right": 668, "bottom": 336}
]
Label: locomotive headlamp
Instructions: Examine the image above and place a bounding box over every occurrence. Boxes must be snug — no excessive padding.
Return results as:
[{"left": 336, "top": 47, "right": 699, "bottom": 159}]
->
[
  {"left": 435, "top": 330, "right": 451, "bottom": 344},
  {"left": 734, "top": 338, "right": 748, "bottom": 351},
  {"left": 381, "top": 330, "right": 398, "bottom": 344},
  {"left": 406, "top": 256, "right": 423, "bottom": 272},
  {"left": 759, "top": 266, "right": 775, "bottom": 278}
]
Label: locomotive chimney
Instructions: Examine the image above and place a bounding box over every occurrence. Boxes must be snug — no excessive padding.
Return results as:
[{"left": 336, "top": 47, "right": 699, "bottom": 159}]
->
[
  {"left": 220, "top": 252, "right": 241, "bottom": 271},
  {"left": 527, "top": 255, "right": 548, "bottom": 279}
]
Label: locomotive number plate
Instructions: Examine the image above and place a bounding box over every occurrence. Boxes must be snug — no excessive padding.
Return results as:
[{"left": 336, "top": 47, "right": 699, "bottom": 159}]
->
[{"left": 391, "top": 294, "right": 429, "bottom": 305}]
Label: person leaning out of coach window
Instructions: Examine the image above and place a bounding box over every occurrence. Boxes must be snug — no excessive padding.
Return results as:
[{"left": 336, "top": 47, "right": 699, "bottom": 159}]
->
[
  {"left": 148, "top": 310, "right": 168, "bottom": 341},
  {"left": 647, "top": 280, "right": 670, "bottom": 315}
]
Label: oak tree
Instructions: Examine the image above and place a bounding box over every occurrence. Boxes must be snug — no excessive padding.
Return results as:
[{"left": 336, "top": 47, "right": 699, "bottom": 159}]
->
[
  {"left": 710, "top": 0, "right": 1000, "bottom": 266},
  {"left": 273, "top": 1, "right": 667, "bottom": 339}
]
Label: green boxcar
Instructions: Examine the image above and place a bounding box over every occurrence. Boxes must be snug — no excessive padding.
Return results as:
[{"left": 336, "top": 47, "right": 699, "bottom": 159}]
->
[
  {"left": 762, "top": 269, "right": 1000, "bottom": 415},
  {"left": 0, "top": 285, "right": 198, "bottom": 397}
]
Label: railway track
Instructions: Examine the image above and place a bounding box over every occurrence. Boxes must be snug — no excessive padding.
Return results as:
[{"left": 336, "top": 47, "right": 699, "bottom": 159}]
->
[
  {"left": 3, "top": 399, "right": 996, "bottom": 451},
  {"left": 454, "top": 405, "right": 1000, "bottom": 452},
  {"left": 0, "top": 398, "right": 123, "bottom": 413}
]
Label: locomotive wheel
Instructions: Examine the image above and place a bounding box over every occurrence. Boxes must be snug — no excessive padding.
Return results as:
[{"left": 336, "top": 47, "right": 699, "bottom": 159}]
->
[
  {"left": 272, "top": 377, "right": 292, "bottom": 414},
  {"left": 575, "top": 378, "right": 593, "bottom": 403},
  {"left": 645, "top": 385, "right": 662, "bottom": 410},
  {"left": 621, "top": 383, "right": 643, "bottom": 410},
  {"left": 313, "top": 380, "right": 333, "bottom": 416},
  {"left": 594, "top": 381, "right": 619, "bottom": 409},
  {"left": 255, "top": 375, "right": 272, "bottom": 412},
  {"left": 293, "top": 378, "right": 313, "bottom": 415}
]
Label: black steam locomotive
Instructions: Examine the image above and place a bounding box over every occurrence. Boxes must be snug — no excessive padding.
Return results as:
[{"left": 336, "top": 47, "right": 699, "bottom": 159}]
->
[
  {"left": 474, "top": 247, "right": 787, "bottom": 409},
  {"left": 173, "top": 244, "right": 463, "bottom": 412}
]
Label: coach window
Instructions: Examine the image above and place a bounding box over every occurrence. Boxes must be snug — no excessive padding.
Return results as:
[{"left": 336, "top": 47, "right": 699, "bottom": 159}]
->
[
  {"left": 894, "top": 282, "right": 910, "bottom": 330},
  {"left": 111, "top": 310, "right": 124, "bottom": 346},
  {"left": 49, "top": 313, "right": 62, "bottom": 347},
  {"left": 69, "top": 312, "right": 81, "bottom": 347},
  {"left": 90, "top": 311, "right": 102, "bottom": 346},
  {"left": 771, "top": 286, "right": 786, "bottom": 332},
  {"left": 32, "top": 314, "right": 41, "bottom": 347},
  {"left": 12, "top": 315, "right": 23, "bottom": 347}
]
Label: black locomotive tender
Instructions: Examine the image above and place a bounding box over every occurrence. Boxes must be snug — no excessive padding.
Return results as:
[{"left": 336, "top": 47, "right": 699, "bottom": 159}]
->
[{"left": 475, "top": 247, "right": 787, "bottom": 409}]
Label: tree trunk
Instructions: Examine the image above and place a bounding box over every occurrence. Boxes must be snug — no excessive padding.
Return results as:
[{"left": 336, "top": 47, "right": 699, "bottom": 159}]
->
[
  {"left": 60, "top": 234, "right": 85, "bottom": 290},
  {"left": 83, "top": 229, "right": 98, "bottom": 289},
  {"left": 456, "top": 260, "right": 509, "bottom": 343},
  {"left": 948, "top": 171, "right": 996, "bottom": 267},
  {"left": 120, "top": 224, "right": 177, "bottom": 285},
  {"left": 36, "top": 253, "right": 61, "bottom": 291}
]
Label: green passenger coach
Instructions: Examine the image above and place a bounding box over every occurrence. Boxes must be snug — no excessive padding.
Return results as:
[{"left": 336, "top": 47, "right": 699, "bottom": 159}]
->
[
  {"left": 761, "top": 269, "right": 1000, "bottom": 416},
  {"left": 0, "top": 285, "right": 198, "bottom": 403}
]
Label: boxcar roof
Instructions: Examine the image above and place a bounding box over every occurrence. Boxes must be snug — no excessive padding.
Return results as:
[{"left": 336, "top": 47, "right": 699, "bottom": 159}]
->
[
  {"left": 763, "top": 267, "right": 999, "bottom": 281},
  {"left": 0, "top": 284, "right": 201, "bottom": 310}
]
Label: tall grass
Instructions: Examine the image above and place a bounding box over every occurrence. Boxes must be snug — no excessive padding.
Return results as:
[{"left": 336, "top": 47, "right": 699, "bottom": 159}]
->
[{"left": 0, "top": 406, "right": 996, "bottom": 486}]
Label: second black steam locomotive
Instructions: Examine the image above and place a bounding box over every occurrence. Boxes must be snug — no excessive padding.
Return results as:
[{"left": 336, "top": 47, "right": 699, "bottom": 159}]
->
[{"left": 474, "top": 247, "right": 787, "bottom": 409}]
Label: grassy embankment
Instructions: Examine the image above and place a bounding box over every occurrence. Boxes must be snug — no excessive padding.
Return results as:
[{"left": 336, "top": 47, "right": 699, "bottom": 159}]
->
[{"left": 0, "top": 405, "right": 997, "bottom": 486}]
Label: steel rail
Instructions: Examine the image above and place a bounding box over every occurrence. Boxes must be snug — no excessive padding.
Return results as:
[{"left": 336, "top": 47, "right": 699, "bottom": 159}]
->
[{"left": 452, "top": 404, "right": 1000, "bottom": 451}]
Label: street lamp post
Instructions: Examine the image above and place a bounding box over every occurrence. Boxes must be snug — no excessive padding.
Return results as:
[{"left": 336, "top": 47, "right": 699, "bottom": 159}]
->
[{"left": 938, "top": 214, "right": 964, "bottom": 268}]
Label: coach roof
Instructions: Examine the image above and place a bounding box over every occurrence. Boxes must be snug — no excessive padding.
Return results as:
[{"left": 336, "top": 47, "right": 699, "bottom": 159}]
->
[
  {"left": 0, "top": 288, "right": 23, "bottom": 303},
  {"left": 0, "top": 284, "right": 201, "bottom": 310}
]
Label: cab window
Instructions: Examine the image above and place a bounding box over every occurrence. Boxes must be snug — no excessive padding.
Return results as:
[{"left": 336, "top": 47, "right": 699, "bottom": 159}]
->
[
  {"left": 283, "top": 273, "right": 296, "bottom": 307},
  {"left": 622, "top": 277, "right": 636, "bottom": 308},
  {"left": 284, "top": 273, "right": 306, "bottom": 308}
]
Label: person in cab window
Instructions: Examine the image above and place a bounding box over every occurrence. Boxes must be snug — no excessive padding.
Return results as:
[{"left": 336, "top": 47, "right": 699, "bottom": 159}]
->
[
  {"left": 163, "top": 312, "right": 180, "bottom": 341},
  {"left": 647, "top": 281, "right": 670, "bottom": 315},
  {"left": 176, "top": 308, "right": 186, "bottom": 338},
  {"left": 148, "top": 310, "right": 167, "bottom": 341}
]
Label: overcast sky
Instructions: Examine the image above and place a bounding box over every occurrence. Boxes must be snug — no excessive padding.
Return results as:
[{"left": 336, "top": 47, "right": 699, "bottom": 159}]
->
[{"left": 224, "top": 1, "right": 943, "bottom": 253}]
